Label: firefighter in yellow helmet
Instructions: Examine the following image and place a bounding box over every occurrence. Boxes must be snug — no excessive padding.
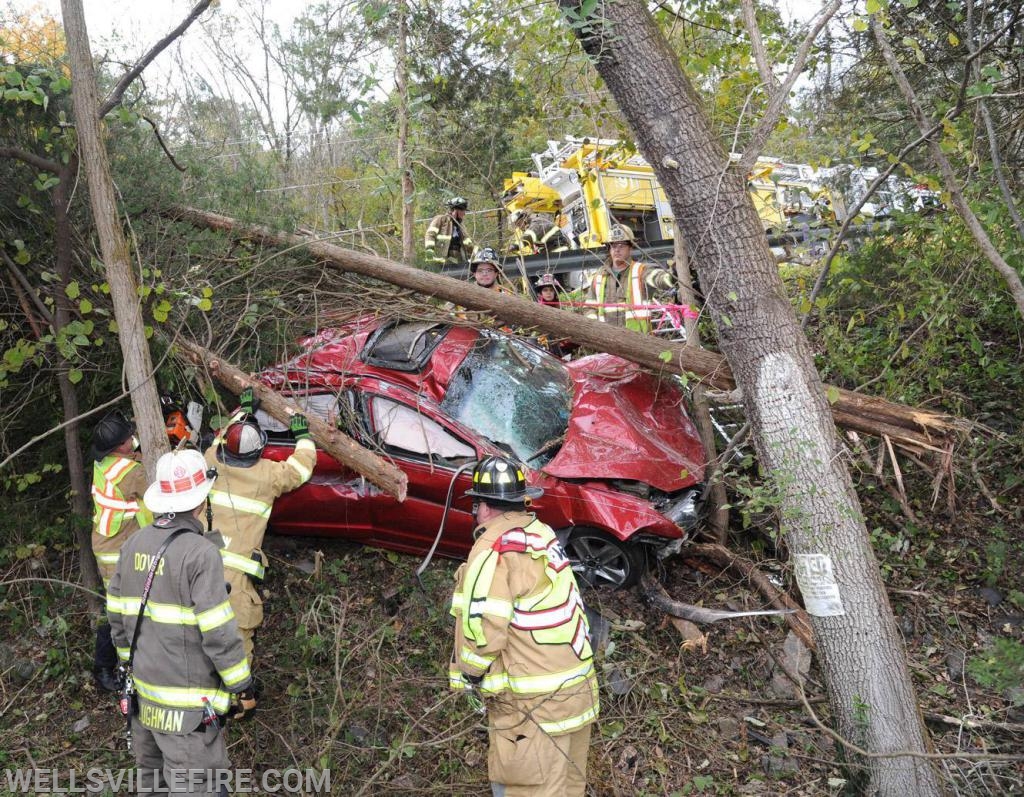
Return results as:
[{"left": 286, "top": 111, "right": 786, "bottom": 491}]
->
[
  {"left": 583, "top": 224, "right": 675, "bottom": 334},
  {"left": 203, "top": 388, "right": 317, "bottom": 664},
  {"left": 450, "top": 456, "right": 598, "bottom": 796},
  {"left": 89, "top": 410, "right": 153, "bottom": 692}
]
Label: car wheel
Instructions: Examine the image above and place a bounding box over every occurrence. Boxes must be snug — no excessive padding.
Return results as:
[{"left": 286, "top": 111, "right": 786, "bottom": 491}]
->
[{"left": 564, "top": 528, "right": 646, "bottom": 589}]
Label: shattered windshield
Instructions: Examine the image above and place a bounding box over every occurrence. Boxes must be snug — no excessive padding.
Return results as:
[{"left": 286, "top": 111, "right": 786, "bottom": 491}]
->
[{"left": 440, "top": 334, "right": 573, "bottom": 467}]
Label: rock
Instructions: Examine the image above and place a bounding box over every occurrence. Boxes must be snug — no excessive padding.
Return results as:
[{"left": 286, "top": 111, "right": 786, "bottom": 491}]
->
[
  {"left": 976, "top": 587, "right": 1003, "bottom": 607},
  {"left": 72, "top": 716, "right": 91, "bottom": 734},
  {"left": 945, "top": 650, "right": 966, "bottom": 682},
  {"left": 294, "top": 559, "right": 317, "bottom": 575},
  {"left": 769, "top": 671, "right": 794, "bottom": 699},
  {"left": 13, "top": 660, "right": 37, "bottom": 684},
  {"left": 606, "top": 667, "right": 633, "bottom": 696},
  {"left": 347, "top": 723, "right": 371, "bottom": 745},
  {"left": 781, "top": 632, "right": 811, "bottom": 684},
  {"left": 702, "top": 674, "right": 725, "bottom": 694},
  {"left": 763, "top": 733, "right": 798, "bottom": 777},
  {"left": 584, "top": 608, "right": 611, "bottom": 652},
  {"left": 992, "top": 614, "right": 1023, "bottom": 632},
  {"left": 717, "top": 716, "right": 740, "bottom": 739}
]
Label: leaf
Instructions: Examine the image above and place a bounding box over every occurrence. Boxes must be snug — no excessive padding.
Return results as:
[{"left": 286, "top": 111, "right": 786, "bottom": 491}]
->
[
  {"left": 197, "top": 298, "right": 213, "bottom": 312},
  {"left": 65, "top": 281, "right": 80, "bottom": 299},
  {"left": 79, "top": 299, "right": 93, "bottom": 314},
  {"left": 658, "top": 350, "right": 672, "bottom": 363},
  {"left": 947, "top": 32, "right": 959, "bottom": 46},
  {"left": 865, "top": 0, "right": 881, "bottom": 13},
  {"left": 825, "top": 386, "right": 840, "bottom": 404},
  {"left": 68, "top": 369, "right": 83, "bottom": 384},
  {"left": 852, "top": 17, "right": 868, "bottom": 31}
]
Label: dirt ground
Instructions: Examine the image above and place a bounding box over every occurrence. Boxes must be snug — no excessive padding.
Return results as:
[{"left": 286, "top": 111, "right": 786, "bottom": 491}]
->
[{"left": 1, "top": 491, "right": 1022, "bottom": 796}]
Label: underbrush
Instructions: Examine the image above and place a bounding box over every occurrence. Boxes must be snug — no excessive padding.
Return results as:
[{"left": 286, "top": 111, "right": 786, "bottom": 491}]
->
[{"left": 1, "top": 491, "right": 1022, "bottom": 796}]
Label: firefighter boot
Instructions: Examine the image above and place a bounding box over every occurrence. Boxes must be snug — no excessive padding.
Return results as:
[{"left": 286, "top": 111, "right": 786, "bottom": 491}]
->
[{"left": 93, "top": 622, "right": 119, "bottom": 692}]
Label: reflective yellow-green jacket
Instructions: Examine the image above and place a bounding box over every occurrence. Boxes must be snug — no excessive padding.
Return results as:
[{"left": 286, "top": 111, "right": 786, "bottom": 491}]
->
[{"left": 107, "top": 513, "right": 251, "bottom": 734}]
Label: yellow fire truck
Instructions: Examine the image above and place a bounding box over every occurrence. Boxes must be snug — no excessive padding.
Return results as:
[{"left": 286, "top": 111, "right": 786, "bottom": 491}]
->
[{"left": 500, "top": 137, "right": 838, "bottom": 249}]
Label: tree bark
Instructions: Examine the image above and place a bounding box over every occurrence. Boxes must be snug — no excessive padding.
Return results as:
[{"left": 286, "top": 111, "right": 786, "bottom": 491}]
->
[
  {"left": 61, "top": 0, "right": 168, "bottom": 478},
  {"left": 53, "top": 156, "right": 102, "bottom": 604},
  {"left": 557, "top": 1, "right": 945, "bottom": 793},
  {"left": 396, "top": 0, "right": 415, "bottom": 264},
  {"left": 173, "top": 338, "right": 407, "bottom": 502},
  {"left": 166, "top": 204, "right": 965, "bottom": 458}
]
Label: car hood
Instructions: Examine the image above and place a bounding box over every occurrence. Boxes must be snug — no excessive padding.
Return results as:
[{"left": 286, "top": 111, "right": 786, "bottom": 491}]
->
[{"left": 544, "top": 354, "right": 706, "bottom": 492}]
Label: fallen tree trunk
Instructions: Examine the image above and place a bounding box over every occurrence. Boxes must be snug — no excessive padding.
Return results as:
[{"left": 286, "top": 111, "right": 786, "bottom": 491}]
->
[
  {"left": 175, "top": 337, "right": 408, "bottom": 502},
  {"left": 166, "top": 205, "right": 967, "bottom": 455}
]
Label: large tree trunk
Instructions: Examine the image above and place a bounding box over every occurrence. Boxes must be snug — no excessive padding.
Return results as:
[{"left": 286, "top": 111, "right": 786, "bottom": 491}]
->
[
  {"left": 396, "top": 0, "right": 415, "bottom": 264},
  {"left": 61, "top": 0, "right": 168, "bottom": 477},
  {"left": 167, "top": 204, "right": 964, "bottom": 458},
  {"left": 555, "top": 0, "right": 945, "bottom": 793},
  {"left": 53, "top": 156, "right": 101, "bottom": 604}
]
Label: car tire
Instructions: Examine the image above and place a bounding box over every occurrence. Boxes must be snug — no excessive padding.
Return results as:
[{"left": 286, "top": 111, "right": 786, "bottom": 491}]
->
[{"left": 564, "top": 527, "right": 646, "bottom": 589}]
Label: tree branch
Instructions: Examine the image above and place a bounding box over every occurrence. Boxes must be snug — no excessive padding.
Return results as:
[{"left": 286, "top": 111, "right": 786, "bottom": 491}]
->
[
  {"left": 740, "top": 0, "right": 779, "bottom": 93},
  {"left": 140, "top": 114, "right": 187, "bottom": 171},
  {"left": 871, "top": 15, "right": 1024, "bottom": 320},
  {"left": 98, "top": 0, "right": 214, "bottom": 117},
  {"left": 0, "top": 247, "right": 55, "bottom": 327},
  {"left": 737, "top": 0, "right": 842, "bottom": 175},
  {"left": 0, "top": 146, "right": 60, "bottom": 174}
]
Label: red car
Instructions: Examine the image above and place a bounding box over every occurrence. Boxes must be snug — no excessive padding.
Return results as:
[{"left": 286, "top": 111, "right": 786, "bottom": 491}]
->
[{"left": 253, "top": 317, "right": 707, "bottom": 587}]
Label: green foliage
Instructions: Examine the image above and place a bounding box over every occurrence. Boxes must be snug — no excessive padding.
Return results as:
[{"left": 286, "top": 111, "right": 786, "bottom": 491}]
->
[
  {"left": 809, "top": 207, "right": 1024, "bottom": 430},
  {"left": 967, "top": 638, "right": 1024, "bottom": 695}
]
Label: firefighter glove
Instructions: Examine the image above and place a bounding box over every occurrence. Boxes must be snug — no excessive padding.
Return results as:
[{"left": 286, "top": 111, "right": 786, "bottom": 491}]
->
[
  {"left": 290, "top": 413, "right": 311, "bottom": 440},
  {"left": 230, "top": 688, "right": 257, "bottom": 721},
  {"left": 239, "top": 387, "right": 259, "bottom": 415}
]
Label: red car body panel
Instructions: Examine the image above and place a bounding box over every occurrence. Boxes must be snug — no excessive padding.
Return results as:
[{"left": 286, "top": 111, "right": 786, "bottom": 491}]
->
[
  {"left": 255, "top": 317, "right": 707, "bottom": 559},
  {"left": 553, "top": 354, "right": 705, "bottom": 492}
]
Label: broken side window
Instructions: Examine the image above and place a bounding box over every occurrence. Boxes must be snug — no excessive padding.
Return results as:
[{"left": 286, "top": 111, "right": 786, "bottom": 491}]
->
[{"left": 368, "top": 395, "right": 475, "bottom": 462}]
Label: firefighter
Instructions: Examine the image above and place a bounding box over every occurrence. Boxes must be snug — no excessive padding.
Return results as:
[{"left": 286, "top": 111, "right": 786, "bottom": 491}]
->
[
  {"left": 470, "top": 248, "right": 514, "bottom": 294},
  {"left": 204, "top": 388, "right": 317, "bottom": 664},
  {"left": 583, "top": 224, "right": 675, "bottom": 334},
  {"left": 450, "top": 456, "right": 598, "bottom": 796},
  {"left": 89, "top": 410, "right": 153, "bottom": 693},
  {"left": 534, "top": 273, "right": 562, "bottom": 306},
  {"left": 508, "top": 210, "right": 574, "bottom": 256},
  {"left": 107, "top": 448, "right": 253, "bottom": 794},
  {"left": 425, "top": 196, "right": 474, "bottom": 265},
  {"left": 160, "top": 394, "right": 193, "bottom": 448}
]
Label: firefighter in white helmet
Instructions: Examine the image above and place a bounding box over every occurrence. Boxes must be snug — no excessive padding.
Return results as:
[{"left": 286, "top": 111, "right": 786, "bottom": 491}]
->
[
  {"left": 204, "top": 387, "right": 317, "bottom": 664},
  {"left": 107, "top": 448, "right": 252, "bottom": 793},
  {"left": 583, "top": 224, "right": 674, "bottom": 334},
  {"left": 450, "top": 456, "right": 598, "bottom": 796}
]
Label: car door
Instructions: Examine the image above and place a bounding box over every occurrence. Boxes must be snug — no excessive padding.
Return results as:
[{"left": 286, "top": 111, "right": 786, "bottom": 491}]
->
[
  {"left": 257, "top": 391, "right": 374, "bottom": 540},
  {"left": 361, "top": 392, "right": 480, "bottom": 559}
]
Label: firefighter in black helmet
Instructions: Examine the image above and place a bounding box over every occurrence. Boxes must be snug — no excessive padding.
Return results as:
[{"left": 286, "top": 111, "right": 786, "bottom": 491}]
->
[
  {"left": 425, "top": 197, "right": 474, "bottom": 265},
  {"left": 450, "top": 456, "right": 598, "bottom": 796},
  {"left": 90, "top": 410, "right": 153, "bottom": 692}
]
